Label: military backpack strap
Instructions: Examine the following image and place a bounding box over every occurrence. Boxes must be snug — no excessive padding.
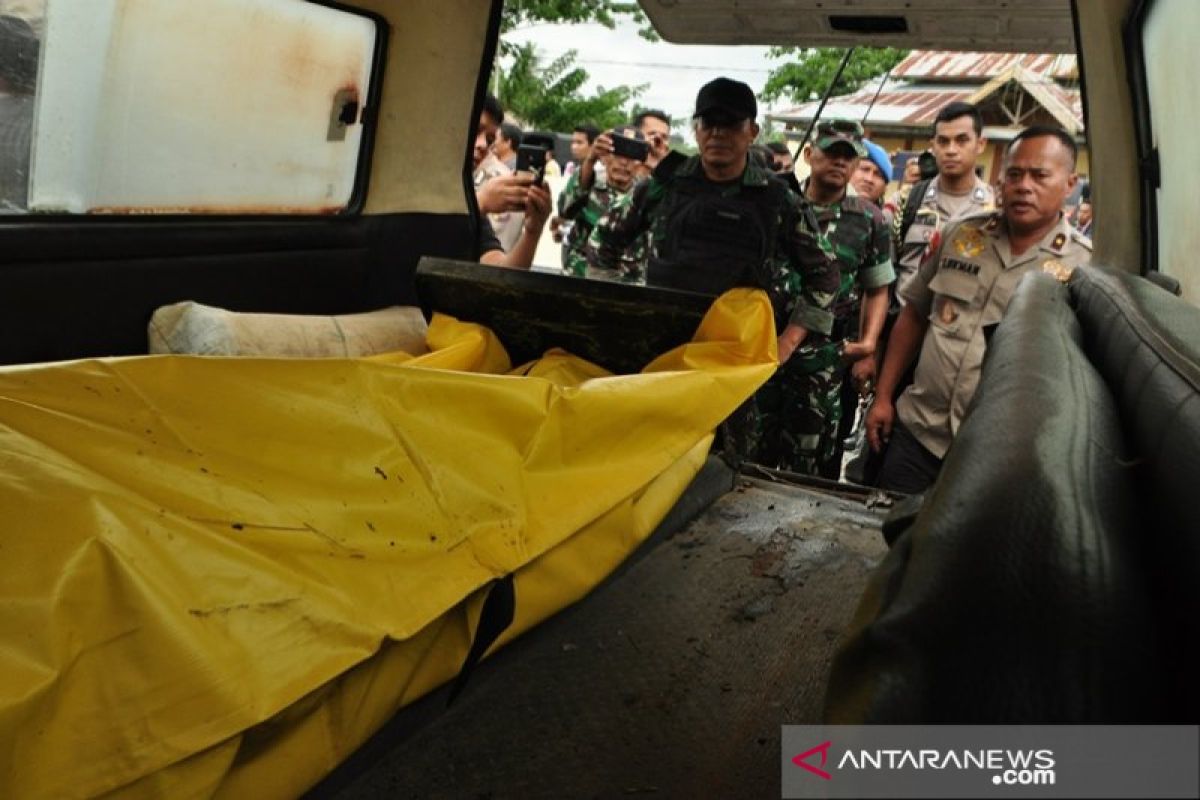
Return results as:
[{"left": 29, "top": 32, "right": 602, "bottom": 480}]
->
[{"left": 898, "top": 177, "right": 932, "bottom": 245}]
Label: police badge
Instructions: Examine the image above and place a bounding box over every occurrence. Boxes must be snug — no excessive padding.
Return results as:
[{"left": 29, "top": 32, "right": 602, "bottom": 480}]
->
[
  {"left": 952, "top": 227, "right": 986, "bottom": 258},
  {"left": 1041, "top": 259, "right": 1074, "bottom": 282}
]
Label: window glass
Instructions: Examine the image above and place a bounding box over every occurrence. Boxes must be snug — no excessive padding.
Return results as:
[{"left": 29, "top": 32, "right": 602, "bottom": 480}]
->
[
  {"left": 0, "top": 2, "right": 40, "bottom": 212},
  {"left": 2, "top": 0, "right": 376, "bottom": 215},
  {"left": 1142, "top": 0, "right": 1200, "bottom": 304}
]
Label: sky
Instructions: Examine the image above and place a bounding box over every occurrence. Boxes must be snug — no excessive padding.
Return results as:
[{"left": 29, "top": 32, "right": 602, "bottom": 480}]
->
[{"left": 504, "top": 19, "right": 791, "bottom": 141}]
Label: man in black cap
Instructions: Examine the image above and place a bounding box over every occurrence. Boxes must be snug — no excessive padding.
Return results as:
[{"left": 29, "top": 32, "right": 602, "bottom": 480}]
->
[{"left": 588, "top": 77, "right": 841, "bottom": 364}]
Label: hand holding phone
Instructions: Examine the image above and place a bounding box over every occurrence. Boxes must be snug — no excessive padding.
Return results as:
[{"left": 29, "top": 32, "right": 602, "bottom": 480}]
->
[{"left": 515, "top": 144, "right": 546, "bottom": 186}]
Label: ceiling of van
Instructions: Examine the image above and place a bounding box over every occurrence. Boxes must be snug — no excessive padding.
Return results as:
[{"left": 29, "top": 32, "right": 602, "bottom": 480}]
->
[{"left": 638, "top": 0, "right": 1078, "bottom": 54}]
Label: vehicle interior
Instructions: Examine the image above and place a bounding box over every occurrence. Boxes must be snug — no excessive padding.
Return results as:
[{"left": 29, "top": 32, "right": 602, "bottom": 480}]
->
[{"left": 1, "top": 0, "right": 1197, "bottom": 797}]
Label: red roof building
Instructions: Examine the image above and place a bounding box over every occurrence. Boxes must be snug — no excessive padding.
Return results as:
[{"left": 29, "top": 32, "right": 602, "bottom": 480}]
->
[{"left": 769, "top": 50, "right": 1087, "bottom": 183}]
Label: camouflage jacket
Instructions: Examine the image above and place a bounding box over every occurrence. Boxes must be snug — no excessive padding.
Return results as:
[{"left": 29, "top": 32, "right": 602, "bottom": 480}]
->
[
  {"left": 587, "top": 155, "right": 840, "bottom": 336},
  {"left": 557, "top": 170, "right": 648, "bottom": 278},
  {"left": 794, "top": 179, "right": 895, "bottom": 338}
]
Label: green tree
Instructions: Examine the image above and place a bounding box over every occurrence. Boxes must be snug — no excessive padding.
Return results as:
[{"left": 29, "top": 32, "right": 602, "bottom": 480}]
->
[
  {"left": 498, "top": 43, "right": 645, "bottom": 132},
  {"left": 500, "top": 1, "right": 656, "bottom": 54},
  {"left": 491, "top": 2, "right": 656, "bottom": 132},
  {"left": 761, "top": 47, "right": 907, "bottom": 105}
]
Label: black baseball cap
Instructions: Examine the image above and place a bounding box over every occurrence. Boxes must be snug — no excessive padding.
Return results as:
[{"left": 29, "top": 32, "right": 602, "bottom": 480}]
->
[{"left": 693, "top": 78, "right": 757, "bottom": 121}]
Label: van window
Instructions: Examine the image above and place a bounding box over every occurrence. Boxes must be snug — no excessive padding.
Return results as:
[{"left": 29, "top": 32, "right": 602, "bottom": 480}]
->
[
  {"left": 1, "top": 0, "right": 378, "bottom": 216},
  {"left": 1140, "top": 0, "right": 1198, "bottom": 303}
]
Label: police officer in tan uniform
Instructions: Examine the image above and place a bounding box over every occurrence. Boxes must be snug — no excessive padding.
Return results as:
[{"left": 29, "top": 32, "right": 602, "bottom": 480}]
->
[
  {"left": 866, "top": 126, "right": 1091, "bottom": 494},
  {"left": 893, "top": 102, "right": 996, "bottom": 299}
]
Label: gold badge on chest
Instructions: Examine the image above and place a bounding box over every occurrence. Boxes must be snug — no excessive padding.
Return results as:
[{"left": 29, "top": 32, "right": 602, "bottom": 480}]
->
[
  {"left": 1041, "top": 259, "right": 1074, "bottom": 283},
  {"left": 952, "top": 227, "right": 986, "bottom": 258}
]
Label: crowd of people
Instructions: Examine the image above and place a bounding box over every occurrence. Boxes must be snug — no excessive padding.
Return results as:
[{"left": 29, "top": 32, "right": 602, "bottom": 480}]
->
[{"left": 471, "top": 78, "right": 1094, "bottom": 497}]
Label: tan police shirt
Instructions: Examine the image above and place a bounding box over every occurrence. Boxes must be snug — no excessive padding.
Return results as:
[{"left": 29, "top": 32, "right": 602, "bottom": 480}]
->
[
  {"left": 895, "top": 175, "right": 995, "bottom": 299},
  {"left": 896, "top": 211, "right": 1093, "bottom": 459},
  {"left": 474, "top": 154, "right": 526, "bottom": 253}
]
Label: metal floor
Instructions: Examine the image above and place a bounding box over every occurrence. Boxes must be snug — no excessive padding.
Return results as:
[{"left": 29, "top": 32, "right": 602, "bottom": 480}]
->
[{"left": 313, "top": 477, "right": 889, "bottom": 800}]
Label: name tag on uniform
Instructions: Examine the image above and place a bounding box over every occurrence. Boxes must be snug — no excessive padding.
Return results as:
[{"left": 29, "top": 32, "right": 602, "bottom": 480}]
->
[{"left": 942, "top": 257, "right": 981, "bottom": 276}]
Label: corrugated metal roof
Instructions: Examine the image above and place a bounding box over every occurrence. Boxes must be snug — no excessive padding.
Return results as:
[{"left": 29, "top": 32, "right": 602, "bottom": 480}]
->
[
  {"left": 771, "top": 86, "right": 974, "bottom": 127},
  {"left": 891, "top": 50, "right": 1078, "bottom": 81},
  {"left": 768, "top": 54, "right": 1084, "bottom": 134}
]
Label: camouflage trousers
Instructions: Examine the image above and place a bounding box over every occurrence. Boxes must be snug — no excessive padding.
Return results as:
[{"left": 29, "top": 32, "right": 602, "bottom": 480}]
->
[{"left": 752, "top": 342, "right": 844, "bottom": 478}]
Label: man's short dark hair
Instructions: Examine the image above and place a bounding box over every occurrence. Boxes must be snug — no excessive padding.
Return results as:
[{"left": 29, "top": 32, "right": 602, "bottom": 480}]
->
[
  {"left": 933, "top": 101, "right": 983, "bottom": 138},
  {"left": 765, "top": 141, "right": 791, "bottom": 156},
  {"left": 574, "top": 124, "right": 600, "bottom": 144},
  {"left": 499, "top": 123, "right": 522, "bottom": 148},
  {"left": 1008, "top": 125, "right": 1078, "bottom": 169},
  {"left": 482, "top": 94, "right": 504, "bottom": 125},
  {"left": 634, "top": 109, "right": 671, "bottom": 129}
]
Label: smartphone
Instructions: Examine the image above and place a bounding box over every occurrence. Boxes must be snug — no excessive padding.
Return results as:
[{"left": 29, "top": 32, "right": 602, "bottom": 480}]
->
[
  {"left": 515, "top": 144, "right": 546, "bottom": 186},
  {"left": 610, "top": 133, "right": 649, "bottom": 162}
]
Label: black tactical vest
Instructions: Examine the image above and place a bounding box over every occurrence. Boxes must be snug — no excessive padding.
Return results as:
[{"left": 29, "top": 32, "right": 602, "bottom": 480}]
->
[{"left": 646, "top": 158, "right": 789, "bottom": 296}]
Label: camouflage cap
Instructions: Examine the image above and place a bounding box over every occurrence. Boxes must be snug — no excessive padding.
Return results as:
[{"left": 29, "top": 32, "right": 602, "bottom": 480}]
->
[{"left": 813, "top": 119, "right": 868, "bottom": 158}]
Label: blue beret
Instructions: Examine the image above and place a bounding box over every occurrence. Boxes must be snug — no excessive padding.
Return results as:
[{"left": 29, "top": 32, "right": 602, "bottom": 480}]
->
[{"left": 862, "top": 139, "right": 893, "bottom": 183}]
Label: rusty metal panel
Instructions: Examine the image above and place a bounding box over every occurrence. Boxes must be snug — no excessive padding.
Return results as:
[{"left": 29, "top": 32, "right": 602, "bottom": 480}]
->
[
  {"left": 30, "top": 0, "right": 376, "bottom": 214},
  {"left": 892, "top": 49, "right": 1077, "bottom": 81}
]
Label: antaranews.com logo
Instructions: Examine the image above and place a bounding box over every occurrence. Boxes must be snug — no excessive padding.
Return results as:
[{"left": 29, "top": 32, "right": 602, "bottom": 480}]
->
[
  {"left": 792, "top": 740, "right": 1056, "bottom": 786},
  {"left": 780, "top": 725, "right": 1199, "bottom": 799}
]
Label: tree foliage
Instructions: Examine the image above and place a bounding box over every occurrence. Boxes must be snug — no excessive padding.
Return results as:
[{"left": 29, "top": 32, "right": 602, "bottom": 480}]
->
[
  {"left": 499, "top": 1, "right": 656, "bottom": 45},
  {"left": 492, "top": 2, "right": 655, "bottom": 132},
  {"left": 761, "top": 47, "right": 907, "bottom": 105},
  {"left": 498, "top": 43, "right": 645, "bottom": 132}
]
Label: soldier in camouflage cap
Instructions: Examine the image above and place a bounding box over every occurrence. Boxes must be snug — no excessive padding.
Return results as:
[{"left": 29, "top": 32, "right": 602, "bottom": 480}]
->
[
  {"left": 557, "top": 124, "right": 650, "bottom": 281},
  {"left": 757, "top": 119, "right": 895, "bottom": 478}
]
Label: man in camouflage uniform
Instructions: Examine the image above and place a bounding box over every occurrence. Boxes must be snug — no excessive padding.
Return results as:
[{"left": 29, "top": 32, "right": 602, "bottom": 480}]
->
[
  {"left": 557, "top": 125, "right": 649, "bottom": 281},
  {"left": 589, "top": 78, "right": 838, "bottom": 338},
  {"left": 866, "top": 127, "right": 1092, "bottom": 495},
  {"left": 588, "top": 78, "right": 841, "bottom": 463},
  {"left": 757, "top": 120, "right": 894, "bottom": 478}
]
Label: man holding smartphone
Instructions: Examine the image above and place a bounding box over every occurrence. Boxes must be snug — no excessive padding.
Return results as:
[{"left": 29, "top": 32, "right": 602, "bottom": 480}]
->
[
  {"left": 557, "top": 125, "right": 651, "bottom": 280},
  {"left": 471, "top": 97, "right": 551, "bottom": 269}
]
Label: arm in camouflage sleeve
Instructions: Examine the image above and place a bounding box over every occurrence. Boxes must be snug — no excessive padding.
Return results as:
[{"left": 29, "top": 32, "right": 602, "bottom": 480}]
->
[
  {"left": 858, "top": 203, "right": 897, "bottom": 291},
  {"left": 557, "top": 171, "right": 589, "bottom": 220},
  {"left": 586, "top": 178, "right": 655, "bottom": 271},
  {"left": 847, "top": 205, "right": 896, "bottom": 360},
  {"left": 782, "top": 192, "right": 838, "bottom": 336}
]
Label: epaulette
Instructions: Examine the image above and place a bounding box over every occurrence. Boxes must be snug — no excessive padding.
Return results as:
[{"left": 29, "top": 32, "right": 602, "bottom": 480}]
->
[
  {"left": 1070, "top": 228, "right": 1094, "bottom": 251},
  {"left": 954, "top": 209, "right": 999, "bottom": 231}
]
